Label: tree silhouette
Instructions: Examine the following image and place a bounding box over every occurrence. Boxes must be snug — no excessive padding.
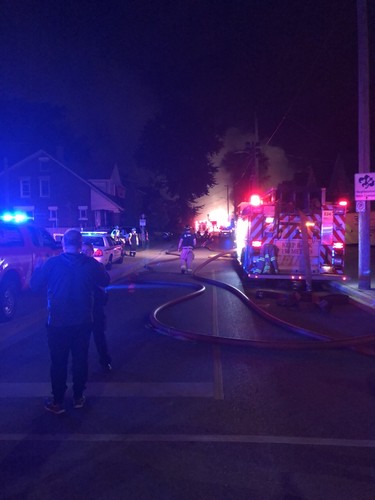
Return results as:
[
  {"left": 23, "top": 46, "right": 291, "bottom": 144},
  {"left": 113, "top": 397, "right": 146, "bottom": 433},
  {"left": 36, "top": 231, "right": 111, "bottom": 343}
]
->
[{"left": 136, "top": 103, "right": 221, "bottom": 229}]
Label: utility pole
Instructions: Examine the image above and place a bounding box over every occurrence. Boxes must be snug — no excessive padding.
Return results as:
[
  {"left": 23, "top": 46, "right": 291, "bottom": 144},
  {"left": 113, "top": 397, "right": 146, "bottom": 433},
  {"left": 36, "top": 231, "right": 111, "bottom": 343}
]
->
[
  {"left": 225, "top": 184, "right": 229, "bottom": 222},
  {"left": 357, "top": 0, "right": 371, "bottom": 289},
  {"left": 254, "top": 113, "right": 259, "bottom": 191}
]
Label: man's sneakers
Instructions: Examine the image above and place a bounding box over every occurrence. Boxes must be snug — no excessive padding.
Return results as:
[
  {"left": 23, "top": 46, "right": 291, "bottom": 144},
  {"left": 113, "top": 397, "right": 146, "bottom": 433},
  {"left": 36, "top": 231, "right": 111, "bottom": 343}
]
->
[
  {"left": 45, "top": 396, "right": 86, "bottom": 413},
  {"left": 44, "top": 399, "right": 66, "bottom": 415},
  {"left": 101, "top": 363, "right": 112, "bottom": 372},
  {"left": 73, "top": 396, "right": 86, "bottom": 409},
  {"left": 181, "top": 268, "right": 193, "bottom": 274}
]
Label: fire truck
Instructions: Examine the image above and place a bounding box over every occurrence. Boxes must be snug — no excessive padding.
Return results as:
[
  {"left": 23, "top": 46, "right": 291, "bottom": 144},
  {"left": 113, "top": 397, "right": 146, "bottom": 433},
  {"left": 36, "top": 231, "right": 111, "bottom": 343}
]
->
[{"left": 235, "top": 182, "right": 348, "bottom": 286}]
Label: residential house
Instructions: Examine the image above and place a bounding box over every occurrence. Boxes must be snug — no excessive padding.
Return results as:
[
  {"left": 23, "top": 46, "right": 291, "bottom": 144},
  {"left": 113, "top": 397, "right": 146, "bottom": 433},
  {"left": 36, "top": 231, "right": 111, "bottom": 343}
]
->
[
  {"left": 0, "top": 150, "right": 125, "bottom": 234},
  {"left": 88, "top": 163, "right": 126, "bottom": 228}
]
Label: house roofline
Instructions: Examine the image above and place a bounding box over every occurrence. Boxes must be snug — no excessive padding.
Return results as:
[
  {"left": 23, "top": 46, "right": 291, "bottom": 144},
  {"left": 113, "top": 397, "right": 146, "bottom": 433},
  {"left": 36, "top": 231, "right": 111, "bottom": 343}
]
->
[{"left": 3, "top": 149, "right": 124, "bottom": 212}]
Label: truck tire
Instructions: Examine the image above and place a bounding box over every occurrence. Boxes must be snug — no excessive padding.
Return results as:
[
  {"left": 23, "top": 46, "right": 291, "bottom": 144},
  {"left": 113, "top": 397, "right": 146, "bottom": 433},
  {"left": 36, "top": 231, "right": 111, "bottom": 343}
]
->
[{"left": 0, "top": 279, "right": 18, "bottom": 322}]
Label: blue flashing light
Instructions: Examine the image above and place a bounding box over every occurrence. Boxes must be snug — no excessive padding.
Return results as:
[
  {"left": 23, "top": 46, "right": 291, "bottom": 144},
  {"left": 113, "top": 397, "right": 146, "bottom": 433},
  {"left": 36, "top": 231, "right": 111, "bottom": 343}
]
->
[
  {"left": 1, "top": 213, "right": 13, "bottom": 222},
  {"left": 14, "top": 213, "right": 28, "bottom": 223},
  {"left": 1, "top": 212, "right": 29, "bottom": 223}
]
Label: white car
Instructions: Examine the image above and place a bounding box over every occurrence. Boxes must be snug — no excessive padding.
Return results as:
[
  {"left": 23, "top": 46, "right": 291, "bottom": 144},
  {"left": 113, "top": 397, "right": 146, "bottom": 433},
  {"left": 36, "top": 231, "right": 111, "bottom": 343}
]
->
[{"left": 81, "top": 232, "right": 124, "bottom": 270}]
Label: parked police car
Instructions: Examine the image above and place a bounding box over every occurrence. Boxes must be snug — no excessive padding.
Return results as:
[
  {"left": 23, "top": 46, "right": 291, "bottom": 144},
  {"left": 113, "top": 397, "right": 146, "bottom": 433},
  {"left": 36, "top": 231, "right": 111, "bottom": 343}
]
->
[{"left": 81, "top": 231, "right": 124, "bottom": 270}]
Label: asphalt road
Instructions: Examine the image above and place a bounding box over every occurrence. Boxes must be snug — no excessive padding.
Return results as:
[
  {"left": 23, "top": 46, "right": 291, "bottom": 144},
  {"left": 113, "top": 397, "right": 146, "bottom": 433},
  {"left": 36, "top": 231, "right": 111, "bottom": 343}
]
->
[{"left": 1, "top": 245, "right": 375, "bottom": 500}]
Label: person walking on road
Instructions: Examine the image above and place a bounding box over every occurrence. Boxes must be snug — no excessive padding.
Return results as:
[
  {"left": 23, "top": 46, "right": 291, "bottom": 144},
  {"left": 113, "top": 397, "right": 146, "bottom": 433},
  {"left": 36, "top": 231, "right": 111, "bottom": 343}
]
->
[
  {"left": 30, "top": 229, "right": 110, "bottom": 415},
  {"left": 177, "top": 225, "right": 196, "bottom": 274},
  {"left": 82, "top": 241, "right": 112, "bottom": 372},
  {"left": 128, "top": 228, "right": 139, "bottom": 257}
]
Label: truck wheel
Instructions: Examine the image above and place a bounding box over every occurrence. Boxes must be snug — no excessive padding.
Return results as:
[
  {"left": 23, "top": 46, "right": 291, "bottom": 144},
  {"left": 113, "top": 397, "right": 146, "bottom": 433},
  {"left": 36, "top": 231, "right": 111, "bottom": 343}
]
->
[{"left": 0, "top": 280, "right": 18, "bottom": 322}]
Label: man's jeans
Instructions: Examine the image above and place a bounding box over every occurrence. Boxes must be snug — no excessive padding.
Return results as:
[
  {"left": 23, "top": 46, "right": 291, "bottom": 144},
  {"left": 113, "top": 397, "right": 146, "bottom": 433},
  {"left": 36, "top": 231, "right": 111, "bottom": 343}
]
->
[
  {"left": 47, "top": 324, "right": 91, "bottom": 403},
  {"left": 92, "top": 308, "right": 112, "bottom": 366}
]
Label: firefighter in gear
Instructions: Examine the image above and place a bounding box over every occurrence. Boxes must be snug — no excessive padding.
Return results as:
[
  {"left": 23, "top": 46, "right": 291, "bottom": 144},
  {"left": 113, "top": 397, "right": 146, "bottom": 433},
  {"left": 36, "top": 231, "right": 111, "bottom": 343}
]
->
[
  {"left": 177, "top": 226, "right": 196, "bottom": 274},
  {"left": 257, "top": 243, "right": 279, "bottom": 274}
]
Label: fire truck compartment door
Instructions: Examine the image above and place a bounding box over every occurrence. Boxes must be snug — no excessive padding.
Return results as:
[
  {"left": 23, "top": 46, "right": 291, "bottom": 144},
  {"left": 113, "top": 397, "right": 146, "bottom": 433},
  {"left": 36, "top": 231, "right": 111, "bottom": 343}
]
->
[{"left": 321, "top": 210, "right": 333, "bottom": 245}]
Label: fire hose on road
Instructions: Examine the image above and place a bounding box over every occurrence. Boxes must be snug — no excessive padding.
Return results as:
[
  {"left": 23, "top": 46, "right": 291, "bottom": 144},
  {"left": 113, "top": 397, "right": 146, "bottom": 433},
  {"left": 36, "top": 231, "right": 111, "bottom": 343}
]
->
[{"left": 113, "top": 250, "right": 375, "bottom": 351}]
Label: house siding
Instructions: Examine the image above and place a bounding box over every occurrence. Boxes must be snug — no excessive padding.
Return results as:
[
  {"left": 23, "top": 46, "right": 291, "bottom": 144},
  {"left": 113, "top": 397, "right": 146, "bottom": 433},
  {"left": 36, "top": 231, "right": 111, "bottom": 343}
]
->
[{"left": 0, "top": 151, "right": 124, "bottom": 231}]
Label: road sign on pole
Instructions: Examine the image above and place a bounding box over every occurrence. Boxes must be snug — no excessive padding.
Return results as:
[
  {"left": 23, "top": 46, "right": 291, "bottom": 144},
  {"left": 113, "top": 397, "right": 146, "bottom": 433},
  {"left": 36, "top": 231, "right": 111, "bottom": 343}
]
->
[
  {"left": 356, "top": 200, "right": 366, "bottom": 212},
  {"left": 355, "top": 172, "right": 375, "bottom": 200}
]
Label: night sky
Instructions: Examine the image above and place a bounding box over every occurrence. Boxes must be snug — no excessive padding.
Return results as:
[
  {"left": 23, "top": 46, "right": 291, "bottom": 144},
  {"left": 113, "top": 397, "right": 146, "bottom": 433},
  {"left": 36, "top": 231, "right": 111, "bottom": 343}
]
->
[{"left": 0, "top": 0, "right": 373, "bottom": 184}]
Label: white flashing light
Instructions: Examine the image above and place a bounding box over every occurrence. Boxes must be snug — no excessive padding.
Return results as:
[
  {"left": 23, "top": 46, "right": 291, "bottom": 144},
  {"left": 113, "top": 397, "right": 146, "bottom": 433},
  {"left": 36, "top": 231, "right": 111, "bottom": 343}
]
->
[
  {"left": 82, "top": 231, "right": 107, "bottom": 236},
  {"left": 235, "top": 217, "right": 248, "bottom": 256},
  {"left": 333, "top": 242, "right": 344, "bottom": 249},
  {"left": 338, "top": 200, "right": 348, "bottom": 207},
  {"left": 265, "top": 217, "right": 274, "bottom": 223},
  {"left": 321, "top": 265, "right": 332, "bottom": 272},
  {"left": 249, "top": 194, "right": 261, "bottom": 206}
]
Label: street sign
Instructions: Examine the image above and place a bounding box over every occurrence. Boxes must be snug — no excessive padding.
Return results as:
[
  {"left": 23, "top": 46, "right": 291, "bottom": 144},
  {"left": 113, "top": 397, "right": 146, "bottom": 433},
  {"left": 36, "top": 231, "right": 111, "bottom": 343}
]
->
[
  {"left": 356, "top": 200, "right": 366, "bottom": 212},
  {"left": 355, "top": 172, "right": 375, "bottom": 200}
]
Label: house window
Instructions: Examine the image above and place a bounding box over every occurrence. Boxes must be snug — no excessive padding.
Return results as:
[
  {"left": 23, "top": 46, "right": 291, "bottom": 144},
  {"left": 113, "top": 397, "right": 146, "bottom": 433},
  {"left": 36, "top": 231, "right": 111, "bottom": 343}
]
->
[
  {"left": 39, "top": 177, "right": 50, "bottom": 197},
  {"left": 48, "top": 206, "right": 58, "bottom": 223},
  {"left": 20, "top": 178, "right": 31, "bottom": 198},
  {"left": 78, "top": 206, "right": 88, "bottom": 221}
]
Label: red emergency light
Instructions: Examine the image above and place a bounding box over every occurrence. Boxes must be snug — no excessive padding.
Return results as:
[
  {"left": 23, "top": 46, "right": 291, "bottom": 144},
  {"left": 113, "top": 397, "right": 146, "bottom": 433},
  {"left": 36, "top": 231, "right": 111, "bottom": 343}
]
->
[
  {"left": 338, "top": 200, "right": 348, "bottom": 207},
  {"left": 251, "top": 240, "right": 262, "bottom": 248}
]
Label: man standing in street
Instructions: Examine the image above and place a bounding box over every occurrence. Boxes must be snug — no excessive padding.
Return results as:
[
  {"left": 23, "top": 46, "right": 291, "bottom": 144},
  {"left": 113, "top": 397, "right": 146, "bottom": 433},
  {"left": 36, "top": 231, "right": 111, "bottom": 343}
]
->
[
  {"left": 82, "top": 240, "right": 112, "bottom": 372},
  {"left": 128, "top": 227, "right": 139, "bottom": 257},
  {"left": 30, "top": 229, "right": 110, "bottom": 414},
  {"left": 177, "top": 225, "right": 197, "bottom": 274}
]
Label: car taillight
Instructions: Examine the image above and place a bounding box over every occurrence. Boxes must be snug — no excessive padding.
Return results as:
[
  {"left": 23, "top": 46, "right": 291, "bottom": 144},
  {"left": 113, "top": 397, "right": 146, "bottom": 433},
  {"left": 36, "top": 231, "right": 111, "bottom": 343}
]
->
[{"left": 94, "top": 249, "right": 104, "bottom": 257}]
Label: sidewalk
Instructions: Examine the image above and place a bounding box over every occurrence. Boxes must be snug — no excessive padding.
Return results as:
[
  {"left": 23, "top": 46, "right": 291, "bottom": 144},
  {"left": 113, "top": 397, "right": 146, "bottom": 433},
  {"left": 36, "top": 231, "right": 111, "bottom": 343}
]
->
[
  {"left": 329, "top": 245, "right": 375, "bottom": 310},
  {"left": 330, "top": 277, "right": 375, "bottom": 309}
]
